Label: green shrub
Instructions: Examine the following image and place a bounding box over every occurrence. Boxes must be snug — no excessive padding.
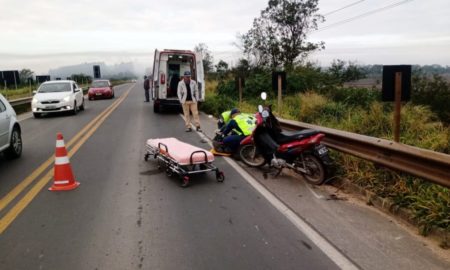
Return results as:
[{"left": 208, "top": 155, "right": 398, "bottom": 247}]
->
[
  {"left": 0, "top": 87, "right": 34, "bottom": 100},
  {"left": 287, "top": 65, "right": 329, "bottom": 93},
  {"left": 200, "top": 91, "right": 237, "bottom": 118},
  {"left": 412, "top": 73, "right": 450, "bottom": 123},
  {"left": 242, "top": 73, "right": 272, "bottom": 99},
  {"left": 406, "top": 183, "right": 450, "bottom": 235},
  {"left": 335, "top": 102, "right": 391, "bottom": 138},
  {"left": 397, "top": 104, "right": 449, "bottom": 153},
  {"left": 325, "top": 87, "right": 380, "bottom": 109},
  {"left": 296, "top": 92, "right": 329, "bottom": 123},
  {"left": 216, "top": 79, "right": 237, "bottom": 99}
]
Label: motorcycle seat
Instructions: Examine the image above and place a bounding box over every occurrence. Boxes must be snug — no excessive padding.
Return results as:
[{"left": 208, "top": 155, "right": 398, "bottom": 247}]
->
[{"left": 276, "top": 129, "right": 320, "bottom": 144}]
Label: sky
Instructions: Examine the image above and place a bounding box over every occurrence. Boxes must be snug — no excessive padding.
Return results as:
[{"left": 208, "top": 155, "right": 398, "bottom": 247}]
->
[{"left": 0, "top": 0, "right": 449, "bottom": 74}]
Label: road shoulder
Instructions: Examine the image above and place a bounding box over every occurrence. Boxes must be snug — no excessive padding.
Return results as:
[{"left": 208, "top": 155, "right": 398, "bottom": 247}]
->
[{"left": 196, "top": 110, "right": 450, "bottom": 270}]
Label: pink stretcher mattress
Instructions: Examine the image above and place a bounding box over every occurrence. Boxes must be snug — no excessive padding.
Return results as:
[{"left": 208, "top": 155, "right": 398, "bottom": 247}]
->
[{"left": 146, "top": 137, "right": 214, "bottom": 165}]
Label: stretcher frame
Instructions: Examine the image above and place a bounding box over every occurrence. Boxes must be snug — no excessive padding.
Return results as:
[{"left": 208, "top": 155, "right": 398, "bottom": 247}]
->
[{"left": 144, "top": 141, "right": 225, "bottom": 187}]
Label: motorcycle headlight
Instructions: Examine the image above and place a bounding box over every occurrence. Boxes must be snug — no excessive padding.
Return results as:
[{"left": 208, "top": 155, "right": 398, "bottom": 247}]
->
[
  {"left": 262, "top": 110, "right": 270, "bottom": 118},
  {"left": 63, "top": 96, "right": 71, "bottom": 102}
]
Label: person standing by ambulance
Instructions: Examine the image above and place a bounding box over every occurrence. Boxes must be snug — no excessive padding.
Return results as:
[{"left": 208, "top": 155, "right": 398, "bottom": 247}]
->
[
  {"left": 177, "top": 71, "right": 202, "bottom": 132},
  {"left": 143, "top": 75, "right": 150, "bottom": 102}
]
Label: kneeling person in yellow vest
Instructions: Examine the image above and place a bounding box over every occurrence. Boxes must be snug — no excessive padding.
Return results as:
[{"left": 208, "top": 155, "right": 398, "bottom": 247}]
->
[
  {"left": 218, "top": 109, "right": 255, "bottom": 131},
  {"left": 219, "top": 108, "right": 256, "bottom": 153}
]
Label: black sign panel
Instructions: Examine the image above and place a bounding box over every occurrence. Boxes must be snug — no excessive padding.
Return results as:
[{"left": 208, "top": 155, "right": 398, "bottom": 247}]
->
[
  {"left": 382, "top": 65, "right": 411, "bottom": 102},
  {"left": 272, "top": 71, "right": 286, "bottom": 93},
  {"left": 93, "top": 65, "right": 101, "bottom": 79},
  {"left": 0, "top": 70, "right": 20, "bottom": 87},
  {"left": 36, "top": 75, "right": 51, "bottom": 84}
]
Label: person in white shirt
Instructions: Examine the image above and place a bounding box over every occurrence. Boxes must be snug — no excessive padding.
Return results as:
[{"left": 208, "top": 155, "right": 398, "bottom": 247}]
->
[{"left": 177, "top": 71, "right": 202, "bottom": 132}]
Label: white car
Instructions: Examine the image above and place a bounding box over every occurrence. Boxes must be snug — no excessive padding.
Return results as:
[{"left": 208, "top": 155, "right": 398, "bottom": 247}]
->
[
  {"left": 0, "top": 94, "right": 22, "bottom": 159},
  {"left": 32, "top": 80, "right": 85, "bottom": 118}
]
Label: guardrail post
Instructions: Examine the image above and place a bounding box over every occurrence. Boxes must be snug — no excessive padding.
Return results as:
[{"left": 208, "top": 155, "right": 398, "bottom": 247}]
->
[
  {"left": 394, "top": 72, "right": 402, "bottom": 142},
  {"left": 239, "top": 77, "right": 242, "bottom": 106},
  {"left": 277, "top": 74, "right": 282, "bottom": 112}
]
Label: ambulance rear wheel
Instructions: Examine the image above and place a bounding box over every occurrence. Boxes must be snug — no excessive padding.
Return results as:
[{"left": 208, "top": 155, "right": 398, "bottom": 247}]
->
[{"left": 153, "top": 102, "right": 160, "bottom": 113}]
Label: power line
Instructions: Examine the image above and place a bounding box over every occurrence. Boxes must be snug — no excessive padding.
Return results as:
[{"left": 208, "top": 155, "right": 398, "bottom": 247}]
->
[
  {"left": 317, "top": 0, "right": 415, "bottom": 32},
  {"left": 323, "top": 0, "right": 366, "bottom": 16}
]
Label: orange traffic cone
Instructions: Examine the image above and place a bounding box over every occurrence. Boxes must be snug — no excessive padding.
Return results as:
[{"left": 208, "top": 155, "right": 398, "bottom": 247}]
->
[{"left": 49, "top": 133, "right": 80, "bottom": 191}]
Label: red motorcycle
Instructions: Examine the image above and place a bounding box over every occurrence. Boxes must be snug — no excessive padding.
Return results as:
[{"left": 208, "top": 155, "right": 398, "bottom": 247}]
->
[{"left": 238, "top": 93, "right": 333, "bottom": 185}]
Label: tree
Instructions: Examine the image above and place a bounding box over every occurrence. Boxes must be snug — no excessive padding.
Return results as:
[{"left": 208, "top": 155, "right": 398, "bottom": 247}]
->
[
  {"left": 327, "top": 59, "right": 366, "bottom": 85},
  {"left": 241, "top": 0, "right": 324, "bottom": 70},
  {"left": 19, "top": 69, "right": 34, "bottom": 84},
  {"left": 412, "top": 71, "right": 450, "bottom": 123},
  {"left": 232, "top": 58, "right": 251, "bottom": 78},
  {"left": 194, "top": 43, "right": 214, "bottom": 74},
  {"left": 215, "top": 60, "right": 229, "bottom": 74}
]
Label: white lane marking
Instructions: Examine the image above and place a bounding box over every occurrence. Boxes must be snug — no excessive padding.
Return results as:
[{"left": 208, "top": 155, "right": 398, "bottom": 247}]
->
[
  {"left": 18, "top": 112, "right": 33, "bottom": 122},
  {"left": 223, "top": 156, "right": 359, "bottom": 270},
  {"left": 305, "top": 184, "right": 325, "bottom": 199},
  {"left": 179, "top": 113, "right": 214, "bottom": 147},
  {"left": 179, "top": 113, "right": 359, "bottom": 270}
]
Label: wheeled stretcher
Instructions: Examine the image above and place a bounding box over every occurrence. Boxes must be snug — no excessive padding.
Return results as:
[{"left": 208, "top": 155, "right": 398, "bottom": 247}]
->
[{"left": 144, "top": 137, "right": 225, "bottom": 187}]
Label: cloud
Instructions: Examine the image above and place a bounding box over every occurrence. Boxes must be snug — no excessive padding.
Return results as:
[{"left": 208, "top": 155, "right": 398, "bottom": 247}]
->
[{"left": 1, "top": 0, "right": 449, "bottom": 72}]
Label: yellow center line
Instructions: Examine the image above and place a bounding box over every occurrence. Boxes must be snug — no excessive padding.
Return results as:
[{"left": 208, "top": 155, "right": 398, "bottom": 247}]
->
[
  {"left": 0, "top": 87, "right": 132, "bottom": 234},
  {"left": 0, "top": 84, "right": 133, "bottom": 213}
]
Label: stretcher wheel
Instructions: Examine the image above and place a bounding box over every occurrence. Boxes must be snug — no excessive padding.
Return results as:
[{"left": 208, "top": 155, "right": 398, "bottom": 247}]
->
[
  {"left": 181, "top": 176, "right": 190, "bottom": 188},
  {"left": 157, "top": 159, "right": 163, "bottom": 171},
  {"left": 144, "top": 153, "right": 150, "bottom": 161},
  {"left": 166, "top": 168, "right": 173, "bottom": 177},
  {"left": 216, "top": 171, "right": 225, "bottom": 182}
]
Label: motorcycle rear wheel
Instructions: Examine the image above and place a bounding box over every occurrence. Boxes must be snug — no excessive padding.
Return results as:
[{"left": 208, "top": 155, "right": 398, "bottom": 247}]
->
[
  {"left": 239, "top": 144, "right": 266, "bottom": 167},
  {"left": 296, "top": 154, "right": 326, "bottom": 185}
]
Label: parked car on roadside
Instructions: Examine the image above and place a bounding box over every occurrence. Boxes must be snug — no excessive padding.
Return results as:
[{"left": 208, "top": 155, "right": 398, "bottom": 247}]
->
[
  {"left": 0, "top": 94, "right": 22, "bottom": 159},
  {"left": 32, "top": 80, "right": 85, "bottom": 118},
  {"left": 88, "top": 80, "right": 114, "bottom": 100}
]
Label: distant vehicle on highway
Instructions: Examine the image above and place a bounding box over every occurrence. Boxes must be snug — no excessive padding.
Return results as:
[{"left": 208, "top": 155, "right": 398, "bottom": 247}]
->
[
  {"left": 32, "top": 80, "right": 85, "bottom": 118},
  {"left": 151, "top": 49, "right": 205, "bottom": 113},
  {"left": 0, "top": 94, "right": 22, "bottom": 159},
  {"left": 88, "top": 80, "right": 114, "bottom": 100}
]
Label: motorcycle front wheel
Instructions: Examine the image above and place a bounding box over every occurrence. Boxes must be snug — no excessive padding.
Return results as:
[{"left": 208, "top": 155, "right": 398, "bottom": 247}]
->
[
  {"left": 239, "top": 144, "right": 266, "bottom": 167},
  {"left": 296, "top": 154, "right": 326, "bottom": 185}
]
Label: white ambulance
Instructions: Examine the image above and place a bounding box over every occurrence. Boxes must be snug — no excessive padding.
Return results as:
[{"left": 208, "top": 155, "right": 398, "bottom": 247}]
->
[{"left": 151, "top": 49, "right": 205, "bottom": 113}]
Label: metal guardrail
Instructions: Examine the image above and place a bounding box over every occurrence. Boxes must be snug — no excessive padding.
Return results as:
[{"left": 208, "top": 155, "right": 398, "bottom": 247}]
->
[
  {"left": 9, "top": 97, "right": 32, "bottom": 107},
  {"left": 8, "top": 96, "right": 450, "bottom": 187},
  {"left": 279, "top": 118, "right": 450, "bottom": 188}
]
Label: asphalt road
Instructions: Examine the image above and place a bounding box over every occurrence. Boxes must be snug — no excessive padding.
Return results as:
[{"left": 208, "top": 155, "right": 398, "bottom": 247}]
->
[
  {"left": 0, "top": 83, "right": 342, "bottom": 270},
  {"left": 1, "top": 82, "right": 448, "bottom": 270}
]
